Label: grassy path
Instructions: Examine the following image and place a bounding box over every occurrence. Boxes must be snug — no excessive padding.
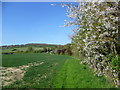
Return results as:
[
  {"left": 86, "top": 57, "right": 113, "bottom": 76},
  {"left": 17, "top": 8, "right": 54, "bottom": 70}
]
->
[{"left": 52, "top": 59, "right": 113, "bottom": 88}]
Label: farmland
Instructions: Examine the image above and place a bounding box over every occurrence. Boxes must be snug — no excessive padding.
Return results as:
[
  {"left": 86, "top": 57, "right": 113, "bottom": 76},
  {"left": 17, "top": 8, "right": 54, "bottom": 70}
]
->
[
  {"left": 2, "top": 43, "right": 58, "bottom": 53},
  {"left": 2, "top": 53, "right": 114, "bottom": 88},
  {"left": 2, "top": 1, "right": 120, "bottom": 88}
]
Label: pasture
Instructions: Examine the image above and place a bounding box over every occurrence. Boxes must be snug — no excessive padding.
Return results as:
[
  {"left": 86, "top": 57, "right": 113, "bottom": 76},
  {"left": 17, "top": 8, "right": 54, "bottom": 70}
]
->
[{"left": 2, "top": 53, "right": 114, "bottom": 88}]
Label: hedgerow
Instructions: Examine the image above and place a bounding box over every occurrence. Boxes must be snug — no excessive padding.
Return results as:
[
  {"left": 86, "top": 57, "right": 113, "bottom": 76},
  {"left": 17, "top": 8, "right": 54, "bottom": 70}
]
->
[{"left": 62, "top": 1, "right": 120, "bottom": 87}]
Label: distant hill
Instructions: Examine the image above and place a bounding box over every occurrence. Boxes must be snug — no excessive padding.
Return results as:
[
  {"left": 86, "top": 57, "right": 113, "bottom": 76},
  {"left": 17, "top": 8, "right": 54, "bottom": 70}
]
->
[{"left": 1, "top": 43, "right": 63, "bottom": 48}]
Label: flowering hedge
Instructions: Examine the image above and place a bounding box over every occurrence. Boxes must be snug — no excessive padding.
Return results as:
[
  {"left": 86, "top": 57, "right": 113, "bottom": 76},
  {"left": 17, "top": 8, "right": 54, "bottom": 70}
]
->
[{"left": 63, "top": 2, "right": 120, "bottom": 87}]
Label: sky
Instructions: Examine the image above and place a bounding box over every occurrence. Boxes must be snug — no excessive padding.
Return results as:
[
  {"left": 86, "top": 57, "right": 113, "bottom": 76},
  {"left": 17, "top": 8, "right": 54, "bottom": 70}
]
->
[{"left": 2, "top": 2, "right": 74, "bottom": 45}]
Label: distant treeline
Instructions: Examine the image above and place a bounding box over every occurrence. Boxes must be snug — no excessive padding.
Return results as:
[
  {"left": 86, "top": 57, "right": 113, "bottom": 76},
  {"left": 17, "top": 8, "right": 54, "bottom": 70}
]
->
[
  {"left": 2, "top": 43, "right": 62, "bottom": 48},
  {"left": 2, "top": 43, "right": 73, "bottom": 56}
]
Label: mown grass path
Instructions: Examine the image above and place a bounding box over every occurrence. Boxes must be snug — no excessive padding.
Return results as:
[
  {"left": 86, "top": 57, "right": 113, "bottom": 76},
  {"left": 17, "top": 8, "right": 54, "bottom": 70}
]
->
[{"left": 52, "top": 59, "right": 113, "bottom": 88}]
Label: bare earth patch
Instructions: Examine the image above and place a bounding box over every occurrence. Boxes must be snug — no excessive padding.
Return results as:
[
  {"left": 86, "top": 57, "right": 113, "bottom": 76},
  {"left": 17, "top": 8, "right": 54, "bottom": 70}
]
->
[{"left": 1, "top": 61, "right": 44, "bottom": 87}]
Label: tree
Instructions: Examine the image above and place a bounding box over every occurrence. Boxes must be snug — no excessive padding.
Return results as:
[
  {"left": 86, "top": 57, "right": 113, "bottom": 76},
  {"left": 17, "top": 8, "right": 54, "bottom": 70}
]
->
[
  {"left": 42, "top": 47, "right": 47, "bottom": 52},
  {"left": 62, "top": 1, "right": 120, "bottom": 87},
  {"left": 26, "top": 47, "right": 33, "bottom": 52}
]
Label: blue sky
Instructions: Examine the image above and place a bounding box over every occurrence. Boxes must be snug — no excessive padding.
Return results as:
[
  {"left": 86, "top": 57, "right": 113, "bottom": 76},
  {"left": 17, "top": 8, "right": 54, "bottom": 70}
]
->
[{"left": 2, "top": 2, "right": 73, "bottom": 45}]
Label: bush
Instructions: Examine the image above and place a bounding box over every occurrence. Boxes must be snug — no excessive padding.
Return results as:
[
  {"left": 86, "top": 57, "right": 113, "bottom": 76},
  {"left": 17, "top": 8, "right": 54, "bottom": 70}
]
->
[
  {"left": 34, "top": 50, "right": 42, "bottom": 53},
  {"left": 12, "top": 49, "right": 17, "bottom": 51},
  {"left": 25, "top": 47, "right": 34, "bottom": 53},
  {"left": 107, "top": 55, "right": 120, "bottom": 71},
  {"left": 42, "top": 48, "right": 47, "bottom": 52}
]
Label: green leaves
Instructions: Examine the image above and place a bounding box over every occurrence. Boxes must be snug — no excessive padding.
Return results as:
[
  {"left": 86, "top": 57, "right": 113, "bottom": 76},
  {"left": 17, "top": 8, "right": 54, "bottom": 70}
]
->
[{"left": 64, "top": 2, "right": 120, "bottom": 87}]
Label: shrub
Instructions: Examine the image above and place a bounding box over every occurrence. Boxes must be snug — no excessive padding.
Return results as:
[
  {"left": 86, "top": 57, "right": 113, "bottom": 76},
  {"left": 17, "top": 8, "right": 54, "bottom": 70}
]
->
[
  {"left": 25, "top": 47, "right": 34, "bottom": 53},
  {"left": 42, "top": 47, "right": 47, "bottom": 52},
  {"left": 62, "top": 1, "right": 120, "bottom": 87},
  {"left": 108, "top": 55, "right": 120, "bottom": 71},
  {"left": 12, "top": 49, "right": 17, "bottom": 51}
]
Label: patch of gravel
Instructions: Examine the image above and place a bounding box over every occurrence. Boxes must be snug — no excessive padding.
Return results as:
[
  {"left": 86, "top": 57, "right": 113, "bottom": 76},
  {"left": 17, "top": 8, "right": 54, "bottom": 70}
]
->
[{"left": 1, "top": 61, "right": 44, "bottom": 87}]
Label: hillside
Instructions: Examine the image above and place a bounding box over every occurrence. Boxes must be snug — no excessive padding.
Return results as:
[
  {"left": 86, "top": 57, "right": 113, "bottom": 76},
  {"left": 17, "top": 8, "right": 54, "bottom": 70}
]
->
[
  {"left": 2, "top": 43, "right": 61, "bottom": 48},
  {"left": 2, "top": 43, "right": 63, "bottom": 53}
]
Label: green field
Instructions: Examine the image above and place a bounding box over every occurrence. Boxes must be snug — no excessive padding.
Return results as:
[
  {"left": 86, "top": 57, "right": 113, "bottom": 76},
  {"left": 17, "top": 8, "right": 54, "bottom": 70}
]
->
[
  {"left": 2, "top": 47, "right": 43, "bottom": 53},
  {"left": 2, "top": 43, "right": 57, "bottom": 53},
  {"left": 2, "top": 53, "right": 114, "bottom": 88}
]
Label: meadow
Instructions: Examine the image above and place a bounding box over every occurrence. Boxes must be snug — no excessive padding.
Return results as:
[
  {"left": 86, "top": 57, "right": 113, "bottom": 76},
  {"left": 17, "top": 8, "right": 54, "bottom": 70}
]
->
[{"left": 2, "top": 53, "right": 114, "bottom": 88}]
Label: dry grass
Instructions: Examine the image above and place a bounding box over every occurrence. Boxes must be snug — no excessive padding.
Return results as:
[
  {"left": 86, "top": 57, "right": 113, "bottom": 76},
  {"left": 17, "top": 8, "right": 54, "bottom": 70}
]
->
[{"left": 1, "top": 61, "right": 44, "bottom": 87}]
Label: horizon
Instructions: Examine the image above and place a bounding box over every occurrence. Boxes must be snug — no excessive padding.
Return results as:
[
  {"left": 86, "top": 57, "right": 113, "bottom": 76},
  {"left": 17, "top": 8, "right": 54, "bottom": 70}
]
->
[
  {"left": 2, "top": 2, "right": 74, "bottom": 46},
  {"left": 1, "top": 42, "right": 69, "bottom": 46}
]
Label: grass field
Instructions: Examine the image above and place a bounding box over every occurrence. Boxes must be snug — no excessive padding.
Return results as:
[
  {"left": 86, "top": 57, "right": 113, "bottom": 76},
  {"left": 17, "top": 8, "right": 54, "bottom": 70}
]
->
[
  {"left": 2, "top": 47, "right": 43, "bottom": 53},
  {"left": 2, "top": 53, "right": 69, "bottom": 67},
  {"left": 2, "top": 53, "right": 114, "bottom": 88}
]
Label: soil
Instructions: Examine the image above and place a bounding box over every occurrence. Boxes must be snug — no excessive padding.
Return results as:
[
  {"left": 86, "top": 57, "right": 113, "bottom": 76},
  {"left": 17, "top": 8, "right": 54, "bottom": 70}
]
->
[{"left": 1, "top": 61, "right": 44, "bottom": 87}]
